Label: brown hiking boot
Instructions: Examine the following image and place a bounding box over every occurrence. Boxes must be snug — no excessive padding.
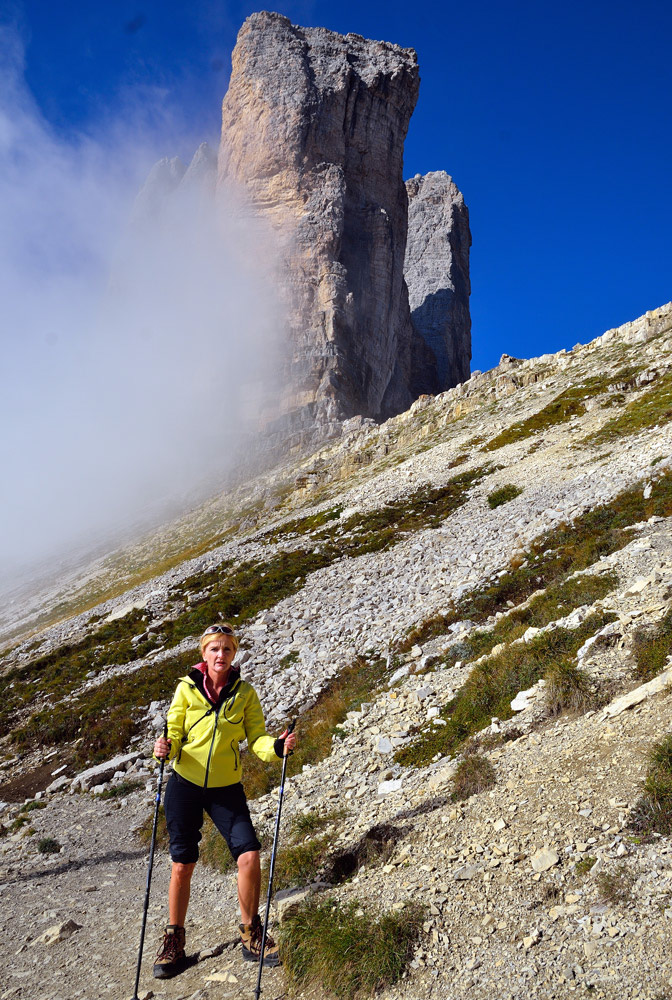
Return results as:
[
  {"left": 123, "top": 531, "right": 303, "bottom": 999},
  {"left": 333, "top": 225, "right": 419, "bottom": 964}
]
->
[
  {"left": 153, "top": 924, "right": 186, "bottom": 978},
  {"left": 239, "top": 913, "right": 281, "bottom": 967}
]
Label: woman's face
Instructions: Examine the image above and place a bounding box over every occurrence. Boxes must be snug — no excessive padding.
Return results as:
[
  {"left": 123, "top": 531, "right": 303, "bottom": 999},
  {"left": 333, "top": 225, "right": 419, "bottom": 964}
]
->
[{"left": 203, "top": 637, "right": 236, "bottom": 683}]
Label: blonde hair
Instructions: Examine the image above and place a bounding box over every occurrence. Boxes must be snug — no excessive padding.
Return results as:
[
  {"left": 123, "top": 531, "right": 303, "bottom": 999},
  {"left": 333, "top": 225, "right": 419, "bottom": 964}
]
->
[{"left": 199, "top": 624, "right": 239, "bottom": 656}]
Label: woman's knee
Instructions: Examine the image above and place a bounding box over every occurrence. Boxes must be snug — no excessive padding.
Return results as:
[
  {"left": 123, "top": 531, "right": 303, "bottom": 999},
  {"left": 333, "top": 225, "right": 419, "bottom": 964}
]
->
[
  {"left": 237, "top": 850, "right": 260, "bottom": 874},
  {"left": 171, "top": 861, "right": 196, "bottom": 883}
]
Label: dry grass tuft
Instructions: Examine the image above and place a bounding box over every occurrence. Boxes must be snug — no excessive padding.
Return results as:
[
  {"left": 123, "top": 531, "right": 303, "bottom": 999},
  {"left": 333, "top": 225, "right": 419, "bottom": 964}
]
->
[
  {"left": 451, "top": 752, "right": 496, "bottom": 801},
  {"left": 281, "top": 898, "right": 424, "bottom": 999}
]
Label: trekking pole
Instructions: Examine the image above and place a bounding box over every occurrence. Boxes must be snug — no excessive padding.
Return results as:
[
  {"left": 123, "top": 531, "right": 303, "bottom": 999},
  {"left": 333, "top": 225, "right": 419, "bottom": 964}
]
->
[
  {"left": 253, "top": 719, "right": 296, "bottom": 1000},
  {"left": 131, "top": 723, "right": 169, "bottom": 1000}
]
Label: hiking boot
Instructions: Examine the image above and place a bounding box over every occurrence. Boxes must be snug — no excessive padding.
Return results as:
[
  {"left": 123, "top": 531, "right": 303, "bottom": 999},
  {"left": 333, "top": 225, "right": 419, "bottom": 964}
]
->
[
  {"left": 239, "top": 913, "right": 281, "bottom": 967},
  {"left": 153, "top": 924, "right": 186, "bottom": 978}
]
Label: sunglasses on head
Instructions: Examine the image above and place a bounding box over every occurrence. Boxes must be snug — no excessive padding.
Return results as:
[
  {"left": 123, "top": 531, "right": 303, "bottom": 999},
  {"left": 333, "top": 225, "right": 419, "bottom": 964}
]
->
[{"left": 202, "top": 625, "right": 234, "bottom": 637}]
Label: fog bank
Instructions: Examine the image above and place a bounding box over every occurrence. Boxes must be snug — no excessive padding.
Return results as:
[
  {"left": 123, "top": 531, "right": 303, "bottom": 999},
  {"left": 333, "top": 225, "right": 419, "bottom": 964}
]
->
[{"left": 0, "top": 26, "right": 283, "bottom": 591}]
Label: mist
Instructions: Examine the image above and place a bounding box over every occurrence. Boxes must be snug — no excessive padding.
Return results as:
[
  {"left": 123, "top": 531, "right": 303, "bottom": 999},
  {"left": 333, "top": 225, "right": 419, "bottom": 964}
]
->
[{"left": 0, "top": 25, "right": 284, "bottom": 592}]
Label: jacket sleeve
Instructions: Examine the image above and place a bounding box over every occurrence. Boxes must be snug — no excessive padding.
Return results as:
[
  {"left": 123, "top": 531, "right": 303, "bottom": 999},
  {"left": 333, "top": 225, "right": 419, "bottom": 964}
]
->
[
  {"left": 153, "top": 681, "right": 188, "bottom": 762},
  {"left": 244, "top": 686, "right": 280, "bottom": 763}
]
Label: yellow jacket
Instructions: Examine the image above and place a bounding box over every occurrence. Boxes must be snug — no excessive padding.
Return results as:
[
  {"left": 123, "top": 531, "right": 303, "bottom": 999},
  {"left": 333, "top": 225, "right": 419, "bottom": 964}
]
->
[{"left": 164, "top": 668, "right": 279, "bottom": 788}]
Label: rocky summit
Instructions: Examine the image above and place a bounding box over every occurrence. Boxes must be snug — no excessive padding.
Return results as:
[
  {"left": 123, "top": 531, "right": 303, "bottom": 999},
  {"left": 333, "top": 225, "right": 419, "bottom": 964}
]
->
[{"left": 2, "top": 301, "right": 672, "bottom": 999}]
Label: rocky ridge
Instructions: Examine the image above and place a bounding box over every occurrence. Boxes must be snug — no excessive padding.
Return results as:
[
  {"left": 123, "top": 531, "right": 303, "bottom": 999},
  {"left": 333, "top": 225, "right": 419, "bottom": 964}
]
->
[{"left": 2, "top": 302, "right": 672, "bottom": 999}]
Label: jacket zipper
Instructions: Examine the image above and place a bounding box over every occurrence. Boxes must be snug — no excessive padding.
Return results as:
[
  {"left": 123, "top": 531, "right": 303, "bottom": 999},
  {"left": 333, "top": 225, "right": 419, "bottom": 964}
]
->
[
  {"left": 186, "top": 707, "right": 213, "bottom": 738},
  {"left": 203, "top": 706, "right": 221, "bottom": 789},
  {"left": 230, "top": 739, "right": 239, "bottom": 771}
]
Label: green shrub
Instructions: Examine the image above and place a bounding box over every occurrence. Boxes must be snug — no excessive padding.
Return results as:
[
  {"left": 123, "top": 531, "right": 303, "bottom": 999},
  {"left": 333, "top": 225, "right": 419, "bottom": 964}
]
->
[
  {"left": 451, "top": 753, "right": 495, "bottom": 801},
  {"left": 631, "top": 611, "right": 672, "bottom": 682},
  {"left": 290, "top": 809, "right": 347, "bottom": 839},
  {"left": 281, "top": 899, "right": 424, "bottom": 999},
  {"left": 487, "top": 484, "right": 524, "bottom": 509},
  {"left": 630, "top": 734, "right": 672, "bottom": 836},
  {"left": 37, "top": 837, "right": 61, "bottom": 854}
]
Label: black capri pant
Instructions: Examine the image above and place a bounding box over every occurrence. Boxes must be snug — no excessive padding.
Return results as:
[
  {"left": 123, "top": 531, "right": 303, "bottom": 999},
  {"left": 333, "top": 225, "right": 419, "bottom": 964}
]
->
[{"left": 164, "top": 772, "right": 261, "bottom": 864}]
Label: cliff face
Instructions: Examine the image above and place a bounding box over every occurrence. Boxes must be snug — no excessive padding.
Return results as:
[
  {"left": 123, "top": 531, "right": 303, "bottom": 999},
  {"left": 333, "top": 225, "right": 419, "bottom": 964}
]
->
[
  {"left": 405, "top": 171, "right": 472, "bottom": 388},
  {"left": 217, "top": 11, "right": 438, "bottom": 439}
]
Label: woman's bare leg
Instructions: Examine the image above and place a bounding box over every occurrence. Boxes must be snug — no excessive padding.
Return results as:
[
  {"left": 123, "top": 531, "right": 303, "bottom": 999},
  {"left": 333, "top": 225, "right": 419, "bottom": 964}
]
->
[
  {"left": 237, "top": 850, "right": 261, "bottom": 924},
  {"left": 168, "top": 861, "right": 196, "bottom": 926}
]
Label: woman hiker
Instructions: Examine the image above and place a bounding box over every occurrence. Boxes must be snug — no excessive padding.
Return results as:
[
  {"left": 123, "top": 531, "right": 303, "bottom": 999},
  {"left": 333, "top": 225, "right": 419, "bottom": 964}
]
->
[{"left": 152, "top": 623, "right": 297, "bottom": 978}]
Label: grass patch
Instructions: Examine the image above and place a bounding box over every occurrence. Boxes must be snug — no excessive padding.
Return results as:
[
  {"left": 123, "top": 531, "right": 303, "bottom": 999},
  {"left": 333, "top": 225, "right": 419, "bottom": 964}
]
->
[
  {"left": 281, "top": 898, "right": 424, "bottom": 1000},
  {"left": 407, "top": 572, "right": 617, "bottom": 676},
  {"left": 98, "top": 780, "right": 142, "bottom": 799},
  {"left": 261, "top": 506, "right": 343, "bottom": 543},
  {"left": 37, "top": 837, "right": 61, "bottom": 854},
  {"left": 11, "top": 799, "right": 47, "bottom": 829},
  {"left": 575, "top": 856, "right": 598, "bottom": 877},
  {"left": 290, "top": 808, "right": 347, "bottom": 839},
  {"left": 12, "top": 648, "right": 198, "bottom": 767},
  {"left": 544, "top": 661, "right": 594, "bottom": 716},
  {"left": 451, "top": 753, "right": 496, "bottom": 801},
  {"left": 263, "top": 836, "right": 331, "bottom": 891},
  {"left": 395, "top": 611, "right": 615, "bottom": 767},
  {"left": 630, "top": 734, "right": 672, "bottom": 837},
  {"left": 0, "top": 609, "right": 154, "bottom": 739},
  {"left": 401, "top": 469, "right": 672, "bottom": 652},
  {"left": 595, "top": 864, "right": 635, "bottom": 906},
  {"left": 487, "top": 484, "right": 524, "bottom": 509},
  {"left": 135, "top": 805, "right": 168, "bottom": 849},
  {"left": 200, "top": 813, "right": 242, "bottom": 874},
  {"left": 482, "top": 378, "right": 611, "bottom": 451},
  {"left": 588, "top": 370, "right": 672, "bottom": 444},
  {"left": 631, "top": 610, "right": 672, "bottom": 682},
  {"left": 279, "top": 650, "right": 300, "bottom": 670},
  {"left": 265, "top": 819, "right": 399, "bottom": 892}
]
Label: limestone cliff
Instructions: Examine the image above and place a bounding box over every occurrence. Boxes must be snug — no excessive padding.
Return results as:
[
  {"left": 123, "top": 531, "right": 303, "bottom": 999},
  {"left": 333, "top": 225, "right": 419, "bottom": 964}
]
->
[
  {"left": 405, "top": 171, "right": 471, "bottom": 388},
  {"left": 217, "top": 11, "right": 438, "bottom": 440}
]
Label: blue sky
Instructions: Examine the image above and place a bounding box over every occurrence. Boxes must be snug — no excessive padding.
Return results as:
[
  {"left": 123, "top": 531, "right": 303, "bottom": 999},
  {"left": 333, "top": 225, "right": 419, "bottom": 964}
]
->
[{"left": 10, "top": 0, "right": 672, "bottom": 372}]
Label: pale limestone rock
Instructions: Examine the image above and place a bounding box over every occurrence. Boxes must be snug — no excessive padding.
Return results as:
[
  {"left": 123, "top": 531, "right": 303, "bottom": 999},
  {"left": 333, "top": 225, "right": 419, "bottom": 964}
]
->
[
  {"left": 599, "top": 666, "right": 672, "bottom": 719},
  {"left": 378, "top": 778, "right": 403, "bottom": 795},
  {"left": 405, "top": 171, "right": 471, "bottom": 387},
  {"left": 531, "top": 848, "right": 559, "bottom": 872},
  {"left": 71, "top": 752, "right": 141, "bottom": 791},
  {"left": 31, "top": 920, "right": 82, "bottom": 946}
]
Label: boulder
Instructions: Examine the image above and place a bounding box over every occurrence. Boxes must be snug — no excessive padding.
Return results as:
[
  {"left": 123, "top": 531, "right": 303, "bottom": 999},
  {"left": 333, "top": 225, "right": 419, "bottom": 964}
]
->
[{"left": 71, "top": 752, "right": 142, "bottom": 792}]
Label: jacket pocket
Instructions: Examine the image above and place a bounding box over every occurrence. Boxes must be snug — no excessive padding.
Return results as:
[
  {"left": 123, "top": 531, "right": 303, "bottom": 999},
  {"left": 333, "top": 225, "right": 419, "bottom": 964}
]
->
[{"left": 230, "top": 740, "right": 240, "bottom": 771}]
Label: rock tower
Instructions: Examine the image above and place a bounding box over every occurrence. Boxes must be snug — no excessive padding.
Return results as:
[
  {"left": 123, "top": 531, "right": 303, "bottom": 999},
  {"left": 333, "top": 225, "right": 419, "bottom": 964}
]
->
[{"left": 218, "top": 12, "right": 440, "bottom": 441}]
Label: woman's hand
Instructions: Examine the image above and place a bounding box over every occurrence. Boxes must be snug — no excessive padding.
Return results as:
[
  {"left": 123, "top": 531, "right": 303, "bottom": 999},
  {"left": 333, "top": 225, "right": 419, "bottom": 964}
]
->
[
  {"left": 154, "top": 736, "right": 172, "bottom": 759},
  {"left": 279, "top": 728, "right": 297, "bottom": 756}
]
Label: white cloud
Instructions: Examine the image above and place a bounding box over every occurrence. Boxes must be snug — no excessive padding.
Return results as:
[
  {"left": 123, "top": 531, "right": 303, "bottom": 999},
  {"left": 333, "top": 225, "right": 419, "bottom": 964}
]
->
[{"left": 0, "top": 24, "right": 283, "bottom": 590}]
